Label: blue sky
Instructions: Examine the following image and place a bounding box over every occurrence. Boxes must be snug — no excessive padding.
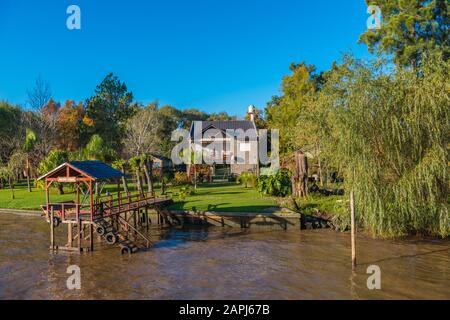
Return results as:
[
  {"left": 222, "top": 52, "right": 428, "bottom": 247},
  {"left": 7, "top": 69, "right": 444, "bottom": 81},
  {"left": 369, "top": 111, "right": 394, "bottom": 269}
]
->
[{"left": 0, "top": 0, "right": 371, "bottom": 117}]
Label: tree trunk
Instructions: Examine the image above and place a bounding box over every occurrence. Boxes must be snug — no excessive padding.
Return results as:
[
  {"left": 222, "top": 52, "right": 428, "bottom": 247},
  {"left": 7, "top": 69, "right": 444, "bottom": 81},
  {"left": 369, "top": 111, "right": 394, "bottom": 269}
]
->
[
  {"left": 143, "top": 159, "right": 153, "bottom": 194},
  {"left": 8, "top": 177, "right": 15, "bottom": 199},
  {"left": 135, "top": 168, "right": 143, "bottom": 194},
  {"left": 121, "top": 167, "right": 129, "bottom": 194},
  {"left": 26, "top": 156, "right": 32, "bottom": 192},
  {"left": 314, "top": 143, "right": 323, "bottom": 187},
  {"left": 292, "top": 151, "right": 308, "bottom": 197},
  {"left": 57, "top": 183, "right": 64, "bottom": 195}
]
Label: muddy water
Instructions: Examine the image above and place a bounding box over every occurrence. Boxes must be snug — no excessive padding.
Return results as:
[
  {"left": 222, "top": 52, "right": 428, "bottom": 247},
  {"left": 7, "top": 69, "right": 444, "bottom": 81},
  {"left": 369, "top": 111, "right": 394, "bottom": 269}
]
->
[{"left": 0, "top": 212, "right": 448, "bottom": 300}]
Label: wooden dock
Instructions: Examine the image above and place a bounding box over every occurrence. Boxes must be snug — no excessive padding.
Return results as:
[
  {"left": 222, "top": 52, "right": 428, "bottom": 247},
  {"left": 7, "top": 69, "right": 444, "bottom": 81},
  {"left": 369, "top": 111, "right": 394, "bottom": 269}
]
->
[{"left": 38, "top": 160, "right": 173, "bottom": 255}]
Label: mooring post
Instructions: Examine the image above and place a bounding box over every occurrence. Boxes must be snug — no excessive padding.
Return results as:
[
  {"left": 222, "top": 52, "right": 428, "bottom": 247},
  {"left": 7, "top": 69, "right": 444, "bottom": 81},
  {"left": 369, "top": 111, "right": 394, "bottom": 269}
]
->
[
  {"left": 89, "top": 223, "right": 94, "bottom": 252},
  {"left": 77, "top": 218, "right": 82, "bottom": 252},
  {"left": 350, "top": 190, "right": 356, "bottom": 270},
  {"left": 50, "top": 207, "right": 55, "bottom": 251},
  {"left": 68, "top": 222, "right": 72, "bottom": 248}
]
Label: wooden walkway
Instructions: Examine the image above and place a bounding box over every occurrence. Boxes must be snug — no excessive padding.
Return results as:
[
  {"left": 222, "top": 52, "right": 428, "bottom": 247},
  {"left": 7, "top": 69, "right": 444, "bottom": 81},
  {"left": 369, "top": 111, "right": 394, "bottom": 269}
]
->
[{"left": 42, "top": 191, "right": 172, "bottom": 223}]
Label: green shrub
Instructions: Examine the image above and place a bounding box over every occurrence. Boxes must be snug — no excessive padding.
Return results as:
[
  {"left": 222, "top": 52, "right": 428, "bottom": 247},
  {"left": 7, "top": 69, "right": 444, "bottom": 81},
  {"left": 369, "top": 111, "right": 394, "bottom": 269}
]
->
[
  {"left": 257, "top": 169, "right": 292, "bottom": 197},
  {"left": 238, "top": 172, "right": 257, "bottom": 188},
  {"left": 294, "top": 195, "right": 349, "bottom": 231},
  {"left": 177, "top": 185, "right": 194, "bottom": 201}
]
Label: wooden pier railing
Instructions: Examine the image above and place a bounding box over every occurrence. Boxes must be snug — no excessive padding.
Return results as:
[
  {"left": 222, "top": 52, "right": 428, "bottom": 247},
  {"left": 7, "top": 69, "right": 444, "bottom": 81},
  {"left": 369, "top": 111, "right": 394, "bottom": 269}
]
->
[{"left": 43, "top": 190, "right": 171, "bottom": 223}]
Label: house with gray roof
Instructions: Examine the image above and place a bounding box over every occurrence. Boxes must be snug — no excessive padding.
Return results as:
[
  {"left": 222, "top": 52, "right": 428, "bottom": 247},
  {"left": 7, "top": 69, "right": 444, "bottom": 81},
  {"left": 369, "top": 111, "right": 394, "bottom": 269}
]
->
[{"left": 188, "top": 106, "right": 259, "bottom": 179}]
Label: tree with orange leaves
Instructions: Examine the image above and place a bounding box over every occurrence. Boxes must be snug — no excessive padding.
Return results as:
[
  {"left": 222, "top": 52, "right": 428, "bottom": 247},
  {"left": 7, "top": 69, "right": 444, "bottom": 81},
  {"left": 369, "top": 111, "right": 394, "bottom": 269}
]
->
[{"left": 56, "top": 100, "right": 85, "bottom": 151}]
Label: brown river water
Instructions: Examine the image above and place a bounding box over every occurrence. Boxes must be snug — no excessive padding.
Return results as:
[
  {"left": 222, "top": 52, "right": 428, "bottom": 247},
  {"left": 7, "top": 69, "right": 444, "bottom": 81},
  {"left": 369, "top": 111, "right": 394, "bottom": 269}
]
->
[{"left": 0, "top": 212, "right": 448, "bottom": 300}]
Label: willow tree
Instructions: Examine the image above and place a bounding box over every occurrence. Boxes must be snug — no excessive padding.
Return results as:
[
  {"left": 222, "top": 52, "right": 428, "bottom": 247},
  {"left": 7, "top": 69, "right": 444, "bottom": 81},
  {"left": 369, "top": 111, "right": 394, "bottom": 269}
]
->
[{"left": 325, "top": 53, "right": 449, "bottom": 237}]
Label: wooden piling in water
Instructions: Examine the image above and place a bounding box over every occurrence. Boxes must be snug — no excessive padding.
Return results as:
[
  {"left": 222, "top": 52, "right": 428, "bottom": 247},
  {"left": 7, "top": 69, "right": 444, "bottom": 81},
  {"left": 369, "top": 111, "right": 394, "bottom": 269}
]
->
[
  {"left": 350, "top": 190, "right": 356, "bottom": 270},
  {"left": 77, "top": 218, "right": 82, "bottom": 252},
  {"left": 50, "top": 207, "right": 55, "bottom": 251},
  {"left": 68, "top": 222, "right": 72, "bottom": 248},
  {"left": 89, "top": 224, "right": 94, "bottom": 252}
]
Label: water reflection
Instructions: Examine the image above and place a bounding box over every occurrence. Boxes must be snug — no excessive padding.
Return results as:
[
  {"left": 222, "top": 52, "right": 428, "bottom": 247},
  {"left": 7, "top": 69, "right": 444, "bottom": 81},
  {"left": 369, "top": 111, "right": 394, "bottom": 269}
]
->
[{"left": 0, "top": 212, "right": 448, "bottom": 299}]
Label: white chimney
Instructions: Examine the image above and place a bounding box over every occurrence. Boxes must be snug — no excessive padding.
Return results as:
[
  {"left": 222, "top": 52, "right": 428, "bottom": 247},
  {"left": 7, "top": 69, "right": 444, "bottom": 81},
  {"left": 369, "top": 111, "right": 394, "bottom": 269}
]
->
[{"left": 248, "top": 105, "right": 255, "bottom": 122}]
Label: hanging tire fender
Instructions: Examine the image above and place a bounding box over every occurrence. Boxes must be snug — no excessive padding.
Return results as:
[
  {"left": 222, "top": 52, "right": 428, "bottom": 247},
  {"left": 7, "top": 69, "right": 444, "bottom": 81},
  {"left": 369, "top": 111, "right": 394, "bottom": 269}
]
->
[
  {"left": 52, "top": 217, "right": 61, "bottom": 228},
  {"left": 105, "top": 232, "right": 117, "bottom": 245},
  {"left": 95, "top": 225, "right": 106, "bottom": 236}
]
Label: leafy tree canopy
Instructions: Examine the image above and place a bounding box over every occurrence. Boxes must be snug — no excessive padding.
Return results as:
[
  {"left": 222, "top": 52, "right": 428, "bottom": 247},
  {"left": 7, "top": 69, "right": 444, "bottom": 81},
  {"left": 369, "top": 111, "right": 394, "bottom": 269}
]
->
[
  {"left": 359, "top": 0, "right": 449, "bottom": 67},
  {"left": 84, "top": 73, "right": 137, "bottom": 151}
]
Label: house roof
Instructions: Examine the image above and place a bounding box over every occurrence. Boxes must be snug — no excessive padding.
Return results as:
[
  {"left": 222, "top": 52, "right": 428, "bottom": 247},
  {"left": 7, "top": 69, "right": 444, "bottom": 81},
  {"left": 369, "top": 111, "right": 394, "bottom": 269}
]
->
[
  {"left": 149, "top": 154, "right": 171, "bottom": 162},
  {"left": 37, "top": 160, "right": 124, "bottom": 181},
  {"left": 190, "top": 120, "right": 257, "bottom": 138}
]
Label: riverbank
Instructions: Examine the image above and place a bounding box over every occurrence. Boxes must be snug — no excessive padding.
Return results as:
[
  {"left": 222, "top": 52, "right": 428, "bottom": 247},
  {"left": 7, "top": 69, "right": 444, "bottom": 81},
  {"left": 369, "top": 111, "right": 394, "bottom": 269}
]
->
[
  {"left": 0, "top": 208, "right": 41, "bottom": 217},
  {"left": 0, "top": 207, "right": 303, "bottom": 230}
]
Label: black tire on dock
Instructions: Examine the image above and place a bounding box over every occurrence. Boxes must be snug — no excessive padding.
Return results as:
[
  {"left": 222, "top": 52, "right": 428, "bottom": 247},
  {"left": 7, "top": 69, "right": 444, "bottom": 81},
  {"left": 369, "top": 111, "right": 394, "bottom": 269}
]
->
[
  {"left": 121, "top": 246, "right": 132, "bottom": 255},
  {"left": 96, "top": 225, "right": 106, "bottom": 235},
  {"left": 52, "top": 217, "right": 61, "bottom": 227},
  {"left": 105, "top": 232, "right": 117, "bottom": 245}
]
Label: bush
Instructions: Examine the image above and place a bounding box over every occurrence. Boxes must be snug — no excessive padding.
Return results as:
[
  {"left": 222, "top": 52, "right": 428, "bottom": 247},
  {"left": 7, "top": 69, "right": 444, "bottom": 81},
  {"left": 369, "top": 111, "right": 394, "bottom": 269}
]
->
[
  {"left": 257, "top": 169, "right": 292, "bottom": 197},
  {"left": 174, "top": 172, "right": 190, "bottom": 185},
  {"left": 177, "top": 185, "right": 195, "bottom": 201},
  {"left": 238, "top": 172, "right": 257, "bottom": 188}
]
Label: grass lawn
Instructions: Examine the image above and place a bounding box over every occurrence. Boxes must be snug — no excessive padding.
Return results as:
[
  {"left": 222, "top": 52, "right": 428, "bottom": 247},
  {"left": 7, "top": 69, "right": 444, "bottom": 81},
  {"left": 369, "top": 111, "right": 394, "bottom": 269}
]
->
[
  {"left": 0, "top": 181, "right": 278, "bottom": 213},
  {"left": 0, "top": 181, "right": 125, "bottom": 210},
  {"left": 167, "top": 182, "right": 278, "bottom": 213}
]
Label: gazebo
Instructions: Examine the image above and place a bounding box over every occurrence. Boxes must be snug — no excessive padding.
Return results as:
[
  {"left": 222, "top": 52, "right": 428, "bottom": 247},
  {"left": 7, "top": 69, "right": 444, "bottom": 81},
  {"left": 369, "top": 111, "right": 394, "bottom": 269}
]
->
[
  {"left": 38, "top": 160, "right": 125, "bottom": 222},
  {"left": 37, "top": 160, "right": 171, "bottom": 254}
]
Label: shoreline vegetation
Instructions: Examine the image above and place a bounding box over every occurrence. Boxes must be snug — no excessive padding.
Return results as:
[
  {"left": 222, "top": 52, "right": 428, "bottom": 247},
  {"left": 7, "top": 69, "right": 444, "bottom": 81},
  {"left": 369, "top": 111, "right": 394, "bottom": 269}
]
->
[
  {"left": 0, "top": 181, "right": 442, "bottom": 240},
  {"left": 1, "top": 179, "right": 447, "bottom": 241}
]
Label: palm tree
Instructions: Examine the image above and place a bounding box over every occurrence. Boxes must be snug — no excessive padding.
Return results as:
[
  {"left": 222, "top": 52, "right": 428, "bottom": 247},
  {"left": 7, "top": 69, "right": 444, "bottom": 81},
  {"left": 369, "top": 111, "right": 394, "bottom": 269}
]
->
[
  {"left": 187, "top": 149, "right": 203, "bottom": 189},
  {"left": 37, "top": 150, "right": 68, "bottom": 194},
  {"left": 23, "top": 128, "right": 37, "bottom": 192}
]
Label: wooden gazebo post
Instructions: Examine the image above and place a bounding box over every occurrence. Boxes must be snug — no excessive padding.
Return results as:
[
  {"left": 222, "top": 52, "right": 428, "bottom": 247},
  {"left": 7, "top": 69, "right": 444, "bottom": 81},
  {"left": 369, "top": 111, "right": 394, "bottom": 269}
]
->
[{"left": 45, "top": 180, "right": 50, "bottom": 214}]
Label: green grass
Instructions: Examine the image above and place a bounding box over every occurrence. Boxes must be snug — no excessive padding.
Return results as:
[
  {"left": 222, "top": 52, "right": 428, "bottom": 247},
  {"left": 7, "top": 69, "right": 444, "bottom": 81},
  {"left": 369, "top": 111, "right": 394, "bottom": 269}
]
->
[
  {"left": 0, "top": 181, "right": 69, "bottom": 210},
  {"left": 0, "top": 181, "right": 126, "bottom": 210},
  {"left": 168, "top": 183, "right": 278, "bottom": 213},
  {"left": 0, "top": 180, "right": 278, "bottom": 213},
  {"left": 294, "top": 194, "right": 346, "bottom": 216}
]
